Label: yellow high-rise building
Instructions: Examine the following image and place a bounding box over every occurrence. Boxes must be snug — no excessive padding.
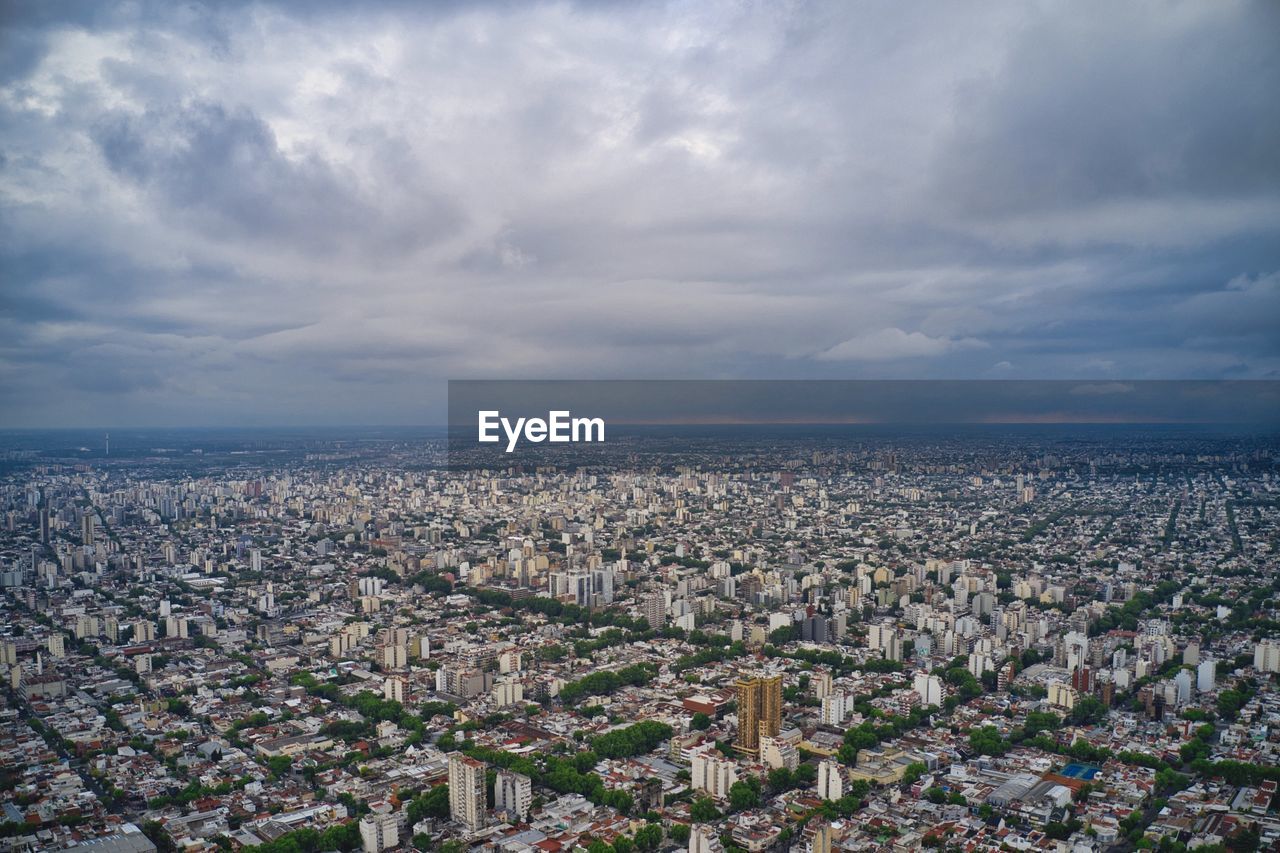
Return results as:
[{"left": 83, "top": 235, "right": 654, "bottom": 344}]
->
[{"left": 734, "top": 673, "right": 782, "bottom": 756}]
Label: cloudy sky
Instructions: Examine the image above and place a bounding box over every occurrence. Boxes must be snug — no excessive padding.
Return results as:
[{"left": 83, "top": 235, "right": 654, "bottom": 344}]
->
[{"left": 2, "top": 0, "right": 1278, "bottom": 427}]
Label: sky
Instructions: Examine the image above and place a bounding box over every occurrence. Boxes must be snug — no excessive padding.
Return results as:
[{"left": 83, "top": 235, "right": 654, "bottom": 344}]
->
[{"left": 1, "top": 0, "right": 1278, "bottom": 427}]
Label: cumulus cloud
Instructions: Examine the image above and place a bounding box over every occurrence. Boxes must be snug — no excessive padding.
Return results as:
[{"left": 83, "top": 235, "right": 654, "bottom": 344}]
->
[{"left": 0, "top": 0, "right": 1278, "bottom": 425}]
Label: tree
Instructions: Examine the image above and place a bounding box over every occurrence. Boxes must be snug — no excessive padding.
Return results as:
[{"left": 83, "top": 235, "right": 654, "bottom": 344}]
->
[
  {"left": 1216, "top": 689, "right": 1250, "bottom": 721},
  {"left": 266, "top": 755, "right": 292, "bottom": 779},
  {"left": 767, "top": 767, "right": 795, "bottom": 792},
  {"left": 592, "top": 721, "right": 673, "bottom": 758},
  {"left": 728, "top": 780, "right": 760, "bottom": 812},
  {"left": 690, "top": 798, "right": 720, "bottom": 822},
  {"left": 691, "top": 712, "right": 712, "bottom": 731},
  {"left": 669, "top": 824, "right": 691, "bottom": 845},
  {"left": 1226, "top": 822, "right": 1261, "bottom": 852},
  {"left": 1179, "top": 738, "right": 1210, "bottom": 765},
  {"left": 901, "top": 762, "right": 927, "bottom": 786},
  {"left": 1067, "top": 696, "right": 1107, "bottom": 726},
  {"left": 633, "top": 825, "right": 663, "bottom": 852},
  {"left": 968, "top": 726, "right": 1009, "bottom": 757},
  {"left": 407, "top": 785, "right": 450, "bottom": 823},
  {"left": 1023, "top": 711, "right": 1060, "bottom": 738}
]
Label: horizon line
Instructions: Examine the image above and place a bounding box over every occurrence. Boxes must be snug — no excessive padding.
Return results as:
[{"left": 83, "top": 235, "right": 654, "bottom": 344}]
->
[{"left": 2, "top": 420, "right": 1279, "bottom": 431}]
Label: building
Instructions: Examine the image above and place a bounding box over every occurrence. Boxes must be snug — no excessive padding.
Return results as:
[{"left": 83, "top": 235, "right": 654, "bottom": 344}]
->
[
  {"left": 1254, "top": 641, "right": 1280, "bottom": 674},
  {"left": 760, "top": 731, "right": 799, "bottom": 771},
  {"left": 641, "top": 593, "right": 666, "bottom": 630},
  {"left": 812, "top": 821, "right": 833, "bottom": 853},
  {"left": 1047, "top": 680, "right": 1077, "bottom": 710},
  {"left": 734, "top": 674, "right": 782, "bottom": 756},
  {"left": 1173, "top": 669, "right": 1193, "bottom": 706},
  {"left": 1197, "top": 659, "right": 1215, "bottom": 693},
  {"left": 689, "top": 824, "right": 725, "bottom": 853},
  {"left": 60, "top": 824, "right": 156, "bottom": 853},
  {"left": 913, "top": 672, "right": 942, "bottom": 707},
  {"left": 492, "top": 677, "right": 524, "bottom": 707},
  {"left": 691, "top": 752, "right": 738, "bottom": 800},
  {"left": 359, "top": 811, "right": 399, "bottom": 853},
  {"left": 383, "top": 676, "right": 406, "bottom": 703},
  {"left": 448, "top": 753, "right": 487, "bottom": 831},
  {"left": 495, "top": 769, "right": 532, "bottom": 823},
  {"left": 817, "top": 759, "right": 843, "bottom": 801}
]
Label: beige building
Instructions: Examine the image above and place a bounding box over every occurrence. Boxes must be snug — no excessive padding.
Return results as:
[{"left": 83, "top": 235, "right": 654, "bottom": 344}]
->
[{"left": 449, "top": 753, "right": 487, "bottom": 831}]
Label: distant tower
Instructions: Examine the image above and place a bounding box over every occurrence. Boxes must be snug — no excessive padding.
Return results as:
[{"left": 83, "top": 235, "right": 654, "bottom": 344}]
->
[{"left": 105, "top": 433, "right": 110, "bottom": 456}]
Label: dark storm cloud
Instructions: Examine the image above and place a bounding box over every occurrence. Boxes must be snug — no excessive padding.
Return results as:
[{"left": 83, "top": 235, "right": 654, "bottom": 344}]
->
[
  {"left": 1, "top": 0, "right": 1278, "bottom": 427},
  {"left": 91, "top": 100, "right": 461, "bottom": 254},
  {"left": 936, "top": 4, "right": 1280, "bottom": 214}
]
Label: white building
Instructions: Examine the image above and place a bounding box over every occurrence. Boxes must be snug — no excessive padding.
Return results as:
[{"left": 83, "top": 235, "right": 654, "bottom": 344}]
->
[
  {"left": 495, "top": 769, "right": 532, "bottom": 823},
  {"left": 689, "top": 824, "right": 725, "bottom": 853},
  {"left": 1173, "top": 669, "right": 1192, "bottom": 706},
  {"left": 1197, "top": 659, "right": 1215, "bottom": 693},
  {"left": 1255, "top": 641, "right": 1280, "bottom": 674},
  {"left": 760, "top": 732, "right": 799, "bottom": 771},
  {"left": 383, "top": 676, "right": 406, "bottom": 703},
  {"left": 914, "top": 672, "right": 942, "bottom": 707},
  {"left": 358, "top": 811, "right": 399, "bottom": 853},
  {"left": 691, "top": 752, "right": 738, "bottom": 800},
  {"left": 817, "top": 759, "right": 843, "bottom": 801},
  {"left": 492, "top": 677, "right": 524, "bottom": 707}
]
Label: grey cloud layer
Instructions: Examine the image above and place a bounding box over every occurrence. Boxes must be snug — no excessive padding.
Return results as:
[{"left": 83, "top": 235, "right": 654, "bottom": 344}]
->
[{"left": 1, "top": 0, "right": 1278, "bottom": 426}]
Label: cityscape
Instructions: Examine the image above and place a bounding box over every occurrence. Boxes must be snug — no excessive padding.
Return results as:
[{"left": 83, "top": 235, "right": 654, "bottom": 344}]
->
[
  {"left": 3, "top": 1, "right": 1279, "bottom": 852},
  {"left": 0, "top": 425, "right": 1276, "bottom": 853}
]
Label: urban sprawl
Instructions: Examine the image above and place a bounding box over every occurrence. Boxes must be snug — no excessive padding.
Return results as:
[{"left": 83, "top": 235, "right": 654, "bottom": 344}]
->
[{"left": 1, "top": 428, "right": 1278, "bottom": 853}]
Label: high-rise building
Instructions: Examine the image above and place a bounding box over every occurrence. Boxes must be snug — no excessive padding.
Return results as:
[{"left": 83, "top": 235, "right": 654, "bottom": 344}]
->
[
  {"left": 358, "top": 811, "right": 399, "bottom": 853},
  {"left": 641, "top": 593, "right": 666, "bottom": 630},
  {"left": 760, "top": 732, "right": 799, "bottom": 771},
  {"left": 495, "top": 769, "right": 532, "bottom": 823},
  {"left": 821, "top": 692, "right": 852, "bottom": 726},
  {"left": 383, "top": 676, "right": 407, "bottom": 703},
  {"left": 817, "top": 759, "right": 843, "bottom": 801},
  {"left": 1172, "top": 670, "right": 1192, "bottom": 706},
  {"left": 734, "top": 674, "right": 782, "bottom": 756},
  {"left": 812, "top": 821, "right": 833, "bottom": 853},
  {"left": 448, "top": 753, "right": 487, "bottom": 831},
  {"left": 914, "top": 672, "right": 943, "bottom": 707},
  {"left": 1197, "top": 659, "right": 1215, "bottom": 693},
  {"left": 689, "top": 824, "right": 725, "bottom": 853},
  {"left": 1255, "top": 641, "right": 1280, "bottom": 674},
  {"left": 691, "top": 752, "right": 738, "bottom": 799}
]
